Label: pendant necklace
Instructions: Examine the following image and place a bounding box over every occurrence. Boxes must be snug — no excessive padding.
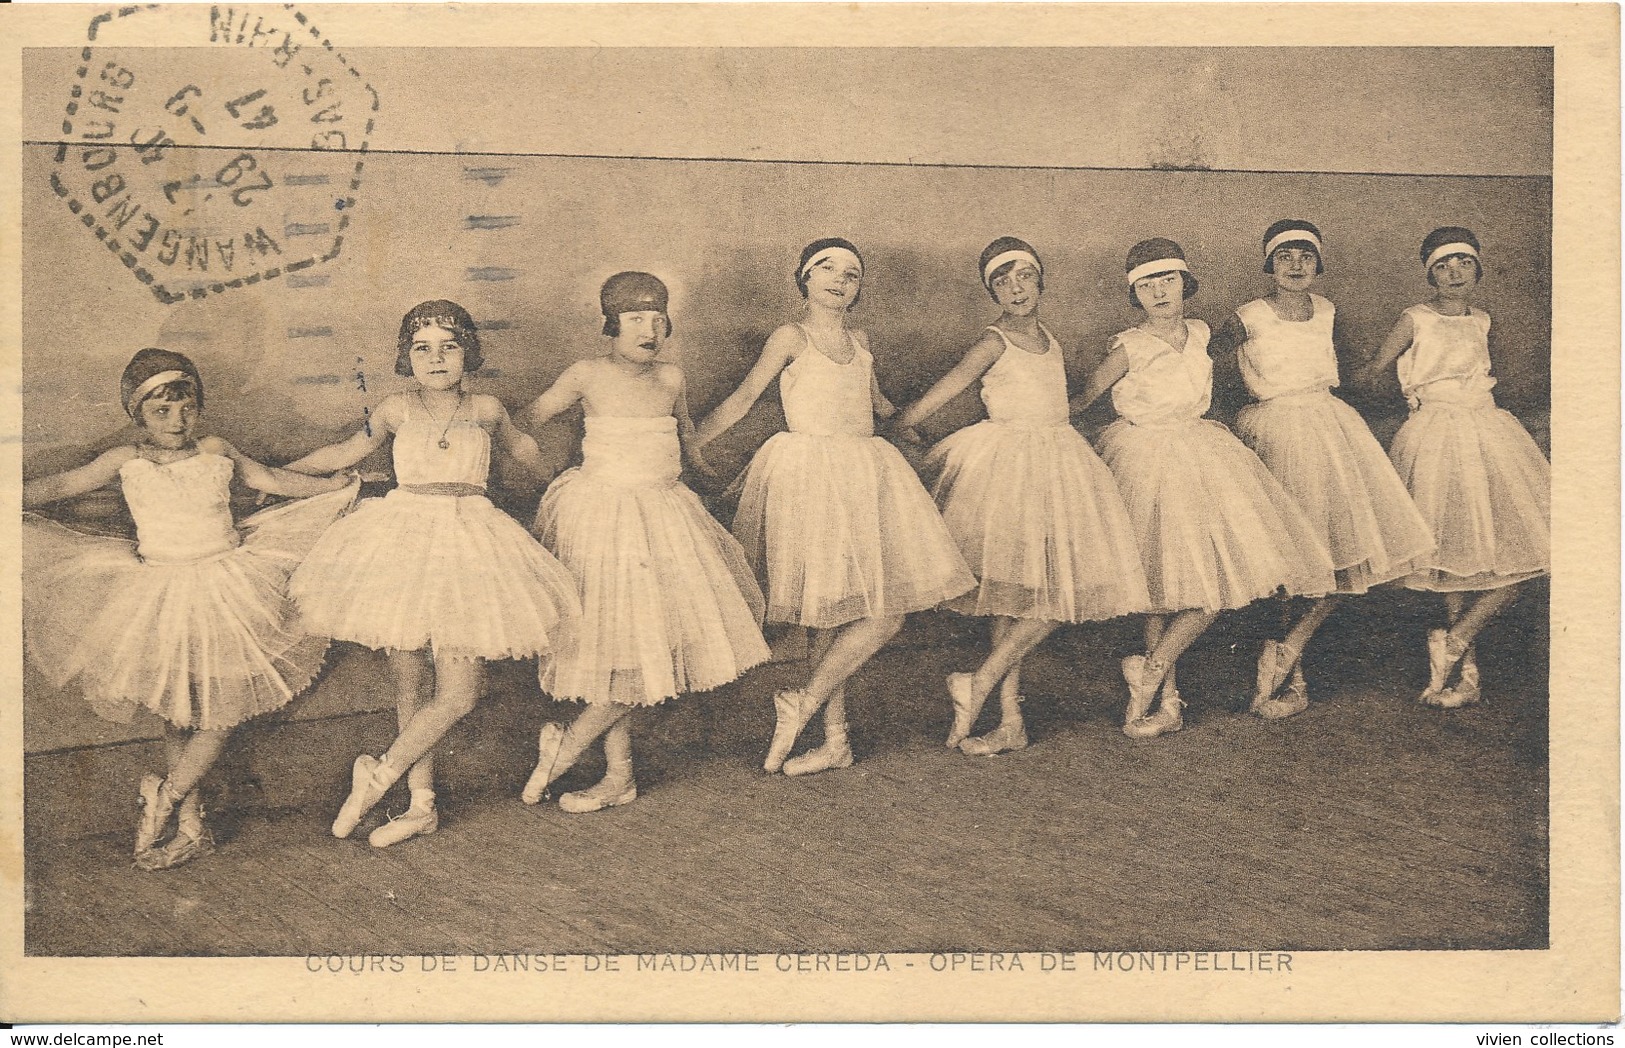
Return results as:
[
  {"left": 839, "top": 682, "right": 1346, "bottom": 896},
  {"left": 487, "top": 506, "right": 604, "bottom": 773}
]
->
[{"left": 418, "top": 389, "right": 464, "bottom": 450}]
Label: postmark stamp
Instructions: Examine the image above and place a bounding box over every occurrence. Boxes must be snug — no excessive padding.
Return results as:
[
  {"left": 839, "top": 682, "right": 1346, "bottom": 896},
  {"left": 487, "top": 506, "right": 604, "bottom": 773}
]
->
[{"left": 49, "top": 4, "right": 379, "bottom": 304}]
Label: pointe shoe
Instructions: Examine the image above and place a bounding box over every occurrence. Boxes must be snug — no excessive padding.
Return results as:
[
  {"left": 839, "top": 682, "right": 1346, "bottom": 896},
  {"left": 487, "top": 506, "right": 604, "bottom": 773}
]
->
[
  {"left": 135, "top": 775, "right": 177, "bottom": 855},
  {"left": 332, "top": 755, "right": 390, "bottom": 839},
  {"left": 764, "top": 690, "right": 814, "bottom": 774},
  {"left": 1124, "top": 691, "right": 1185, "bottom": 740},
  {"left": 959, "top": 720, "right": 1029, "bottom": 757},
  {"left": 136, "top": 823, "right": 216, "bottom": 872},
  {"left": 1434, "top": 645, "right": 1482, "bottom": 709},
  {"left": 522, "top": 724, "right": 566, "bottom": 804},
  {"left": 369, "top": 791, "right": 440, "bottom": 848},
  {"left": 783, "top": 737, "right": 854, "bottom": 777},
  {"left": 1419, "top": 629, "right": 1469, "bottom": 706},
  {"left": 945, "top": 673, "right": 983, "bottom": 748},
  {"left": 1120, "top": 655, "right": 1163, "bottom": 725},
  {"left": 559, "top": 778, "right": 637, "bottom": 814},
  {"left": 1251, "top": 643, "right": 1308, "bottom": 719}
]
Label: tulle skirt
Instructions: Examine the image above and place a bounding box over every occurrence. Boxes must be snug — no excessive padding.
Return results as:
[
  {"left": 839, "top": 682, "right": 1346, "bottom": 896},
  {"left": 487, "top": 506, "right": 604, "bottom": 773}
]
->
[
  {"left": 536, "top": 469, "right": 769, "bottom": 706},
  {"left": 927, "top": 421, "right": 1150, "bottom": 621},
  {"left": 1387, "top": 398, "right": 1550, "bottom": 591},
  {"left": 1096, "top": 417, "right": 1337, "bottom": 613},
  {"left": 1236, "top": 391, "right": 1436, "bottom": 594},
  {"left": 22, "top": 484, "right": 356, "bottom": 730},
  {"left": 732, "top": 432, "right": 976, "bottom": 628},
  {"left": 290, "top": 488, "right": 579, "bottom": 660}
]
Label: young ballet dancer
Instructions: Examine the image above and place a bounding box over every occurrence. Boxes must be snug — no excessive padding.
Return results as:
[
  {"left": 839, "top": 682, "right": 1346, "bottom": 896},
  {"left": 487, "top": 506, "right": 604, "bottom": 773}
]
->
[
  {"left": 518, "top": 272, "right": 770, "bottom": 811},
  {"left": 695, "top": 237, "right": 975, "bottom": 775},
  {"left": 22, "top": 349, "right": 356, "bottom": 869},
  {"left": 287, "top": 300, "right": 580, "bottom": 846},
  {"left": 1211, "top": 220, "right": 1435, "bottom": 718},
  {"left": 891, "top": 237, "right": 1150, "bottom": 754},
  {"left": 1353, "top": 227, "right": 1550, "bottom": 707},
  {"left": 1071, "top": 238, "right": 1336, "bottom": 738}
]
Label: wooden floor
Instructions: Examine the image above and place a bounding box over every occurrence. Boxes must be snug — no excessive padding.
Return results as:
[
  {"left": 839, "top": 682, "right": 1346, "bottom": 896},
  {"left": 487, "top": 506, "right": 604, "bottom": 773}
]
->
[{"left": 25, "top": 587, "right": 1549, "bottom": 956}]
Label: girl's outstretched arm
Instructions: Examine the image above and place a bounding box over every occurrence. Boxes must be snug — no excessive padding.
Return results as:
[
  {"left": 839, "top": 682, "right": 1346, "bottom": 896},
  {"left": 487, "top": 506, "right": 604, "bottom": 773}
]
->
[
  {"left": 283, "top": 396, "right": 400, "bottom": 474},
  {"left": 492, "top": 398, "right": 551, "bottom": 482},
  {"left": 1069, "top": 343, "right": 1130, "bottom": 419},
  {"left": 1350, "top": 311, "right": 1415, "bottom": 391},
  {"left": 22, "top": 446, "right": 136, "bottom": 508},
  {"left": 672, "top": 371, "right": 715, "bottom": 477},
  {"left": 892, "top": 329, "right": 1005, "bottom": 436},
  {"left": 693, "top": 326, "right": 797, "bottom": 449},
  {"left": 853, "top": 331, "right": 899, "bottom": 423},
  {"left": 201, "top": 437, "right": 353, "bottom": 497},
  {"left": 521, "top": 362, "right": 588, "bottom": 432}
]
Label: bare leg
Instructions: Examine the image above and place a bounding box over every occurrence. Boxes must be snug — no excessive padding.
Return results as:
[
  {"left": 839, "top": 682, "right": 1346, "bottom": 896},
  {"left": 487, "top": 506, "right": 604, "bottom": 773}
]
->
[
  {"left": 767, "top": 614, "right": 904, "bottom": 772},
  {"left": 948, "top": 616, "right": 1055, "bottom": 746},
  {"left": 525, "top": 702, "right": 633, "bottom": 800},
  {"left": 388, "top": 651, "right": 437, "bottom": 794},
  {"left": 1123, "top": 609, "right": 1219, "bottom": 739},
  {"left": 334, "top": 653, "right": 485, "bottom": 837},
  {"left": 1280, "top": 596, "right": 1341, "bottom": 674},
  {"left": 137, "top": 725, "right": 232, "bottom": 857},
  {"left": 558, "top": 713, "right": 639, "bottom": 813}
]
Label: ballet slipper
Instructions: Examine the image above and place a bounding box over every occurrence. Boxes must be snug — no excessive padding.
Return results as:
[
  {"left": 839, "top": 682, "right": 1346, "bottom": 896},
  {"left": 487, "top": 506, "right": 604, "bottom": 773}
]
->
[
  {"left": 945, "top": 672, "right": 986, "bottom": 748},
  {"left": 1419, "top": 629, "right": 1469, "bottom": 707},
  {"left": 136, "top": 824, "right": 215, "bottom": 872},
  {"left": 522, "top": 724, "right": 566, "bottom": 804},
  {"left": 1124, "top": 691, "right": 1185, "bottom": 740},
  {"left": 369, "top": 790, "right": 440, "bottom": 848},
  {"left": 332, "top": 755, "right": 390, "bottom": 839},
  {"left": 1121, "top": 655, "right": 1165, "bottom": 726},
  {"left": 559, "top": 777, "right": 638, "bottom": 814},
  {"left": 783, "top": 723, "right": 854, "bottom": 776},
  {"left": 1434, "top": 645, "right": 1483, "bottom": 709},
  {"left": 1251, "top": 642, "right": 1308, "bottom": 719},
  {"left": 134, "top": 775, "right": 177, "bottom": 855},
  {"left": 764, "top": 690, "right": 815, "bottom": 774},
  {"left": 959, "top": 720, "right": 1029, "bottom": 757}
]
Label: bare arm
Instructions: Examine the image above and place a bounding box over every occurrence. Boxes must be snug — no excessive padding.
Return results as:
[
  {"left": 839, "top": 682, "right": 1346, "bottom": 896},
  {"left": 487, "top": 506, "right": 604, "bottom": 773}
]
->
[
  {"left": 693, "top": 326, "right": 798, "bottom": 449},
  {"left": 22, "top": 446, "right": 136, "bottom": 508},
  {"left": 671, "top": 371, "right": 715, "bottom": 476},
  {"left": 1350, "top": 311, "right": 1415, "bottom": 390},
  {"left": 489, "top": 397, "right": 550, "bottom": 482},
  {"left": 521, "top": 363, "right": 588, "bottom": 432},
  {"left": 283, "top": 396, "right": 398, "bottom": 474},
  {"left": 892, "top": 330, "right": 1004, "bottom": 434},
  {"left": 1069, "top": 344, "right": 1130, "bottom": 419},
  {"left": 200, "top": 437, "right": 353, "bottom": 497}
]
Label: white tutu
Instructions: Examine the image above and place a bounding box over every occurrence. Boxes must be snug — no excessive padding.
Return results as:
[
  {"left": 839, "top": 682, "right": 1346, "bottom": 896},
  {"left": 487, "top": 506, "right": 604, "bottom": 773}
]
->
[
  {"left": 23, "top": 481, "right": 356, "bottom": 731},
  {"left": 291, "top": 488, "right": 580, "bottom": 660},
  {"left": 536, "top": 416, "right": 768, "bottom": 706},
  {"left": 1096, "top": 418, "right": 1337, "bottom": 613},
  {"left": 733, "top": 432, "right": 976, "bottom": 628},
  {"left": 1236, "top": 391, "right": 1436, "bottom": 594},
  {"left": 1388, "top": 398, "right": 1550, "bottom": 591},
  {"left": 928, "top": 421, "right": 1150, "bottom": 621}
]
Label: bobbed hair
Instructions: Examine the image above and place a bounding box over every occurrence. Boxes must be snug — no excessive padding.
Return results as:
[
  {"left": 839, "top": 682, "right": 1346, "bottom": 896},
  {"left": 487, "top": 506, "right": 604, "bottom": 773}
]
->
[
  {"left": 1420, "top": 226, "right": 1483, "bottom": 286},
  {"left": 1262, "top": 219, "right": 1325, "bottom": 275},
  {"left": 396, "top": 300, "right": 484, "bottom": 377},
  {"left": 979, "top": 236, "right": 1045, "bottom": 302},
  {"left": 795, "top": 237, "right": 865, "bottom": 310}
]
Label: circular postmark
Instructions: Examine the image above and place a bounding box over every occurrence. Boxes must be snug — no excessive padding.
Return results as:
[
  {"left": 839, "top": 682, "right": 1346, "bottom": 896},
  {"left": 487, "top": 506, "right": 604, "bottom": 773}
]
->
[{"left": 50, "top": 5, "right": 379, "bottom": 304}]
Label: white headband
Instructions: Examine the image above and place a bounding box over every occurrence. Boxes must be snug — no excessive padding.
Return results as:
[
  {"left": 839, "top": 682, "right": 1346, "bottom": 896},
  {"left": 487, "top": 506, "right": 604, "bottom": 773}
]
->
[
  {"left": 801, "top": 247, "right": 863, "bottom": 281},
  {"left": 1126, "top": 257, "right": 1189, "bottom": 285},
  {"left": 982, "top": 249, "right": 1042, "bottom": 289},
  {"left": 124, "top": 369, "right": 191, "bottom": 416},
  {"left": 1265, "top": 229, "right": 1323, "bottom": 258},
  {"left": 1425, "top": 242, "right": 1479, "bottom": 270}
]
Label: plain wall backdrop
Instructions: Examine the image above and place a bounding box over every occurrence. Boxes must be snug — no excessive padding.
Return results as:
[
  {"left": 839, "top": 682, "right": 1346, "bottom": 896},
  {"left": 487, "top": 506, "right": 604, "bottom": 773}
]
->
[{"left": 21, "top": 46, "right": 1552, "bottom": 752}]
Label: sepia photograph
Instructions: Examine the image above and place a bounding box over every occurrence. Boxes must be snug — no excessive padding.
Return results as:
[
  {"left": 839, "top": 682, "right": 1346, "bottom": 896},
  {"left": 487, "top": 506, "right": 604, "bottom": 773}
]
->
[{"left": 1, "top": 1, "right": 1617, "bottom": 1025}]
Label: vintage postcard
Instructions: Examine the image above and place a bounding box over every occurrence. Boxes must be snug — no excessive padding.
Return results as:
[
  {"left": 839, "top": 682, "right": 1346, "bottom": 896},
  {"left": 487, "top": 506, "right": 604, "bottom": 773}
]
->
[{"left": 0, "top": 1, "right": 1617, "bottom": 1025}]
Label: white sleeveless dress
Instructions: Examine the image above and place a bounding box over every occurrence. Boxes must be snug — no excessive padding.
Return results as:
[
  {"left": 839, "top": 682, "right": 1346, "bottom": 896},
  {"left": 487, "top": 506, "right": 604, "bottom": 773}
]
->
[
  {"left": 22, "top": 452, "right": 356, "bottom": 730},
  {"left": 1232, "top": 295, "right": 1435, "bottom": 593},
  {"left": 1095, "top": 322, "right": 1336, "bottom": 613},
  {"left": 926, "top": 324, "right": 1149, "bottom": 621},
  {"left": 535, "top": 414, "right": 769, "bottom": 706},
  {"left": 1386, "top": 304, "right": 1550, "bottom": 591},
  {"left": 291, "top": 399, "right": 579, "bottom": 660},
  {"left": 731, "top": 328, "right": 975, "bottom": 628}
]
